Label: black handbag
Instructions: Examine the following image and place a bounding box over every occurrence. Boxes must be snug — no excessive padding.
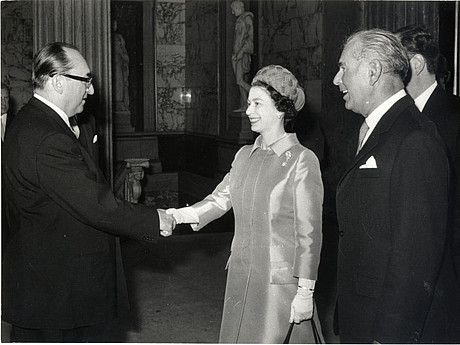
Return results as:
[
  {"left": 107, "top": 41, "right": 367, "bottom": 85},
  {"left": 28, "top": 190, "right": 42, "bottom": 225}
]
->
[{"left": 283, "top": 319, "right": 322, "bottom": 344}]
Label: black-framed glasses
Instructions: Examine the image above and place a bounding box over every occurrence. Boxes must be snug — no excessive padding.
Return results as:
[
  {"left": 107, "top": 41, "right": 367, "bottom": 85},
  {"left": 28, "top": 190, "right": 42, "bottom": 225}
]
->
[{"left": 61, "top": 74, "right": 93, "bottom": 88}]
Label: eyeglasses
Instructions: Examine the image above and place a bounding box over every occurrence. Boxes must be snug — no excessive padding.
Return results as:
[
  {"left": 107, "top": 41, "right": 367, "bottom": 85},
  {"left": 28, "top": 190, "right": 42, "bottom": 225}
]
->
[{"left": 61, "top": 74, "right": 93, "bottom": 89}]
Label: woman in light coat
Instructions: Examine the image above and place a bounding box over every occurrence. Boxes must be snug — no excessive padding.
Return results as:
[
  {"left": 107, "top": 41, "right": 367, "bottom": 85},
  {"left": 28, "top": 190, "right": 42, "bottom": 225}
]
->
[{"left": 168, "top": 65, "right": 324, "bottom": 343}]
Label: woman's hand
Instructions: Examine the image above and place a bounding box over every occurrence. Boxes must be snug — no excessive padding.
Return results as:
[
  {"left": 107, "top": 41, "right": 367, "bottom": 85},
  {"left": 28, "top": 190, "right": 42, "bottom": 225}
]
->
[{"left": 289, "top": 287, "right": 314, "bottom": 323}]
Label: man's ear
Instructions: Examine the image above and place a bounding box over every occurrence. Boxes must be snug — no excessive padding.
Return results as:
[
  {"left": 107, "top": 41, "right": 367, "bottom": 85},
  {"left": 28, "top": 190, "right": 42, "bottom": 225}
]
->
[
  {"left": 410, "top": 54, "right": 426, "bottom": 76},
  {"left": 368, "top": 59, "right": 382, "bottom": 86},
  {"left": 51, "top": 75, "right": 64, "bottom": 94}
]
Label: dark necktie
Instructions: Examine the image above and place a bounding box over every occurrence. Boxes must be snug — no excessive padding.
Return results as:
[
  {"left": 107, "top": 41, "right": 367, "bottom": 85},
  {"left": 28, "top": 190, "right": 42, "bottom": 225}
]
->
[
  {"left": 69, "top": 116, "right": 80, "bottom": 138},
  {"left": 356, "top": 121, "right": 369, "bottom": 155}
]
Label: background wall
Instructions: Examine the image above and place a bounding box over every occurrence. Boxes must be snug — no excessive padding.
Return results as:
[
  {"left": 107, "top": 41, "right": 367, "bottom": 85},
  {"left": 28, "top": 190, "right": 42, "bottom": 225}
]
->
[
  {"left": 2, "top": 0, "right": 454, "bottom": 218},
  {"left": 1, "top": 1, "right": 33, "bottom": 115}
]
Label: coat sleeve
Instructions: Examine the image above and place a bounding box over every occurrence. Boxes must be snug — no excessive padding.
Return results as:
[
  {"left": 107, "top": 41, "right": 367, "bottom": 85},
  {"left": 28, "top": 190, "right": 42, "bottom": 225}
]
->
[
  {"left": 293, "top": 149, "right": 324, "bottom": 280},
  {"left": 373, "top": 129, "right": 449, "bottom": 342},
  {"left": 191, "top": 173, "right": 233, "bottom": 230},
  {"left": 191, "top": 147, "right": 248, "bottom": 230},
  {"left": 36, "top": 132, "right": 159, "bottom": 242}
]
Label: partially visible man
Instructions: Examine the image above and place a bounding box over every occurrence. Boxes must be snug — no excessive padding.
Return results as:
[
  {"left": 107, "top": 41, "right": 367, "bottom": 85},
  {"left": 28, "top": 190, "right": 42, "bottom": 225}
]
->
[
  {"left": 333, "top": 29, "right": 460, "bottom": 343},
  {"left": 2, "top": 42, "right": 175, "bottom": 342},
  {"left": 395, "top": 25, "right": 460, "bottom": 285},
  {"left": 436, "top": 53, "right": 451, "bottom": 90},
  {"left": 1, "top": 82, "right": 13, "bottom": 142}
]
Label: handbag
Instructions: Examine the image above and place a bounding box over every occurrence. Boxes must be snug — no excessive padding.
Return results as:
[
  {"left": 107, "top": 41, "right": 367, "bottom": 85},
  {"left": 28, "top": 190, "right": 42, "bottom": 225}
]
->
[{"left": 283, "top": 319, "right": 322, "bottom": 344}]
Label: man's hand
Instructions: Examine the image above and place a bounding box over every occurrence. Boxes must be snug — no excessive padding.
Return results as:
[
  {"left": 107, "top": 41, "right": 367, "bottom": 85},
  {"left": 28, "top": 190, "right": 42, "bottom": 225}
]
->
[{"left": 157, "top": 209, "right": 176, "bottom": 237}]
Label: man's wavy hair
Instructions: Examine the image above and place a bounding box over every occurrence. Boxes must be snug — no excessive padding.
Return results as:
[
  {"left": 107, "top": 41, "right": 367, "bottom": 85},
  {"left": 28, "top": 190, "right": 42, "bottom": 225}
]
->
[
  {"left": 346, "top": 29, "right": 410, "bottom": 82},
  {"left": 394, "top": 25, "right": 439, "bottom": 75},
  {"left": 33, "top": 42, "right": 80, "bottom": 90}
]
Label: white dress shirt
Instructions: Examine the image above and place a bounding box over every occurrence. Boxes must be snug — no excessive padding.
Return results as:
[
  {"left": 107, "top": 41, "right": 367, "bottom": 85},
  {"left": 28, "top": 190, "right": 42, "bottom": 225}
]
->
[
  {"left": 34, "top": 93, "right": 79, "bottom": 138},
  {"left": 414, "top": 80, "right": 437, "bottom": 112},
  {"left": 1, "top": 113, "right": 7, "bottom": 142},
  {"left": 361, "top": 89, "right": 407, "bottom": 147}
]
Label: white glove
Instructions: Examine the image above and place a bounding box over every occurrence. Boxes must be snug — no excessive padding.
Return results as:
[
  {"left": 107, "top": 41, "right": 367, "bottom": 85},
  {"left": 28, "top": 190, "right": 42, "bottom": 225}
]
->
[
  {"left": 166, "top": 207, "right": 199, "bottom": 225},
  {"left": 289, "top": 279, "right": 315, "bottom": 323}
]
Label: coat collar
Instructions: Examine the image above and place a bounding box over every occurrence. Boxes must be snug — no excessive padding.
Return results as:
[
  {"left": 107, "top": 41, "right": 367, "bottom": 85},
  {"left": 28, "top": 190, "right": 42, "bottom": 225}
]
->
[{"left": 250, "top": 133, "right": 299, "bottom": 157}]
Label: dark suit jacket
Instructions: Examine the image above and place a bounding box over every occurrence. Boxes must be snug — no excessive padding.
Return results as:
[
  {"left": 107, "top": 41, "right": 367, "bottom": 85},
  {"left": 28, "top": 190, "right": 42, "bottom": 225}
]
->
[
  {"left": 336, "top": 95, "right": 460, "bottom": 343},
  {"left": 2, "top": 97, "right": 159, "bottom": 329},
  {"left": 422, "top": 85, "right": 460, "bottom": 284},
  {"left": 5, "top": 110, "right": 14, "bottom": 128},
  {"left": 2, "top": 110, "right": 15, "bottom": 241}
]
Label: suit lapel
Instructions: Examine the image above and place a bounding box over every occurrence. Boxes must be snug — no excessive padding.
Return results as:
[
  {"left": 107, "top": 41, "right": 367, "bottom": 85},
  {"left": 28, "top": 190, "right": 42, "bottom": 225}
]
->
[
  {"left": 29, "top": 97, "right": 94, "bottom": 158},
  {"left": 423, "top": 85, "right": 447, "bottom": 124},
  {"left": 338, "top": 95, "right": 414, "bottom": 186},
  {"left": 29, "top": 97, "right": 77, "bottom": 139}
]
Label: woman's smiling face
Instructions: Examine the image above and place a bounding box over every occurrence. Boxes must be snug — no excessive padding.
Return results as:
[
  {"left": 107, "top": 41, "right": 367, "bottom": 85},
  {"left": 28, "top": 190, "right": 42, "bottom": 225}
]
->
[{"left": 246, "top": 86, "right": 283, "bottom": 135}]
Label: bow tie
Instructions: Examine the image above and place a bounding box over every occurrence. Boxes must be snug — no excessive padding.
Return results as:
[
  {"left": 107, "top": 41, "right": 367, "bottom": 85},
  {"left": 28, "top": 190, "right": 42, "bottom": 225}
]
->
[{"left": 68, "top": 116, "right": 80, "bottom": 138}]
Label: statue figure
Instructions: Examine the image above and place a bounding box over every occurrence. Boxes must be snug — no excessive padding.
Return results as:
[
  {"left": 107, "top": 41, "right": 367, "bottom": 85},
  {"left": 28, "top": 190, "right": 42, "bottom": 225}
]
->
[
  {"left": 112, "top": 20, "right": 130, "bottom": 112},
  {"left": 231, "top": 0, "right": 254, "bottom": 112}
]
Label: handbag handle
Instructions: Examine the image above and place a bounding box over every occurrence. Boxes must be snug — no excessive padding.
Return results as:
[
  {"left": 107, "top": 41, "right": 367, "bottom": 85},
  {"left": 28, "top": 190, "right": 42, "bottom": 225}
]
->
[{"left": 283, "top": 319, "right": 322, "bottom": 344}]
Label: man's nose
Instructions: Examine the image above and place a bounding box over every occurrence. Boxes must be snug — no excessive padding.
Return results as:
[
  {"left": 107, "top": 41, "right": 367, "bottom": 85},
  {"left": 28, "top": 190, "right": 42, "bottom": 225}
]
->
[
  {"left": 87, "top": 83, "right": 95, "bottom": 95},
  {"left": 333, "top": 70, "right": 342, "bottom": 86}
]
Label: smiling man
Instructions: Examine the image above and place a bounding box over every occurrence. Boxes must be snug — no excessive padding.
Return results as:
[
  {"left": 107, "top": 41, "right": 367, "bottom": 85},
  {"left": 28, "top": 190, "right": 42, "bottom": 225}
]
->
[
  {"left": 2, "top": 42, "right": 175, "bottom": 342},
  {"left": 333, "top": 29, "right": 460, "bottom": 343}
]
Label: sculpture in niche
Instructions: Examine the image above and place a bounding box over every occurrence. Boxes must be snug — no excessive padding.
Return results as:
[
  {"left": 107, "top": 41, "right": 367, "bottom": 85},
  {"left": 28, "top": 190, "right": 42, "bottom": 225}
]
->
[
  {"left": 112, "top": 19, "right": 130, "bottom": 112},
  {"left": 231, "top": 0, "right": 254, "bottom": 113},
  {"left": 112, "top": 18, "right": 134, "bottom": 132}
]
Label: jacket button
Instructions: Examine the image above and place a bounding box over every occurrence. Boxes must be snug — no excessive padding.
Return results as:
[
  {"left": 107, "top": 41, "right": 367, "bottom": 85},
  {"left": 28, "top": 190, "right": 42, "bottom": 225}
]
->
[{"left": 339, "top": 231, "right": 344, "bottom": 237}]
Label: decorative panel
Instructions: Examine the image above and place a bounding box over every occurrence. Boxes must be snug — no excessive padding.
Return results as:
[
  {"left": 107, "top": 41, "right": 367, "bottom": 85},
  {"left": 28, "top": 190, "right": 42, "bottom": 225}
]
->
[
  {"left": 155, "top": 0, "right": 186, "bottom": 131},
  {"left": 1, "top": 1, "right": 34, "bottom": 115},
  {"left": 185, "top": 0, "right": 219, "bottom": 135},
  {"left": 259, "top": 0, "right": 323, "bottom": 114}
]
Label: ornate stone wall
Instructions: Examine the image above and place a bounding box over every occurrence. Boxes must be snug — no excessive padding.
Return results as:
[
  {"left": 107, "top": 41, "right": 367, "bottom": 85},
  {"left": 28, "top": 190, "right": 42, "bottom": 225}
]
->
[
  {"left": 259, "top": 0, "right": 323, "bottom": 113},
  {"left": 185, "top": 0, "right": 219, "bottom": 135},
  {"left": 1, "top": 1, "right": 33, "bottom": 116},
  {"left": 156, "top": 0, "right": 186, "bottom": 132}
]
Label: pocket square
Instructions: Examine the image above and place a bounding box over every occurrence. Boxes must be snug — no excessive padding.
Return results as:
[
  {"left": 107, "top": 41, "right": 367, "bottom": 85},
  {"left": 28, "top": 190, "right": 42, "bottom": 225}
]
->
[
  {"left": 359, "top": 155, "right": 377, "bottom": 169},
  {"left": 93, "top": 134, "right": 98, "bottom": 144}
]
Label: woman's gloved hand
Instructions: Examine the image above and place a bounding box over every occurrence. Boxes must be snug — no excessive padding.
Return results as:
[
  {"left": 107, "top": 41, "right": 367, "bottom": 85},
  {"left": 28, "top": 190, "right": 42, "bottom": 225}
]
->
[
  {"left": 166, "top": 207, "right": 199, "bottom": 226},
  {"left": 289, "top": 279, "right": 315, "bottom": 323}
]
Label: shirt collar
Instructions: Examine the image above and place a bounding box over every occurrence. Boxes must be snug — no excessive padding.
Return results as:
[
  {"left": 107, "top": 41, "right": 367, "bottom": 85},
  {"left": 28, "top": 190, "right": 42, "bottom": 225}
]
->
[
  {"left": 361, "top": 89, "right": 406, "bottom": 145},
  {"left": 34, "top": 93, "right": 72, "bottom": 128},
  {"left": 414, "top": 80, "right": 437, "bottom": 111},
  {"left": 250, "top": 133, "right": 299, "bottom": 157}
]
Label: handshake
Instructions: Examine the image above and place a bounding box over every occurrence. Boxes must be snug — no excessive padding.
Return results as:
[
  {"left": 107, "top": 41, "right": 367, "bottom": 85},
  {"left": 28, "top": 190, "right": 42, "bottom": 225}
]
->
[{"left": 157, "top": 207, "right": 200, "bottom": 237}]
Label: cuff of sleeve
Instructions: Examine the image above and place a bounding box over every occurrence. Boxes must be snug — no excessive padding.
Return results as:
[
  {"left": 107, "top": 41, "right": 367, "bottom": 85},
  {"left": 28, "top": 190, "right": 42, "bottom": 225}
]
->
[
  {"left": 179, "top": 206, "right": 199, "bottom": 223},
  {"left": 298, "top": 278, "right": 316, "bottom": 290}
]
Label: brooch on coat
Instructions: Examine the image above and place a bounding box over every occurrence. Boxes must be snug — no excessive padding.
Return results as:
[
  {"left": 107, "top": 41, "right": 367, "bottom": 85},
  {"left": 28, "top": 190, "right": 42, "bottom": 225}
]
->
[{"left": 282, "top": 151, "right": 292, "bottom": 167}]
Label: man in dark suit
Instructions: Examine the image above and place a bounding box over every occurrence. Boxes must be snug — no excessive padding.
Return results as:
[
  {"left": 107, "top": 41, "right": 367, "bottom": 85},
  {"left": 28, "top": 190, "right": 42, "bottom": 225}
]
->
[
  {"left": 395, "top": 25, "right": 460, "bottom": 286},
  {"left": 2, "top": 42, "right": 176, "bottom": 342},
  {"left": 333, "top": 29, "right": 460, "bottom": 343},
  {"left": 1, "top": 82, "right": 13, "bottom": 142}
]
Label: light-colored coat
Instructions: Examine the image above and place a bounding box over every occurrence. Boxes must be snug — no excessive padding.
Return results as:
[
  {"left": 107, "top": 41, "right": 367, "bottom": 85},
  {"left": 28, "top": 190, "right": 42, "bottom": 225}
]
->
[{"left": 192, "top": 133, "right": 323, "bottom": 343}]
